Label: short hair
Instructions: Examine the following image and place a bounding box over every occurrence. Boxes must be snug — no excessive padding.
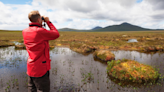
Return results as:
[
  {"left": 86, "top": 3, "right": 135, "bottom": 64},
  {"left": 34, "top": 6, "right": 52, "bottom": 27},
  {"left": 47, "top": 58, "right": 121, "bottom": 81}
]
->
[{"left": 28, "top": 10, "right": 41, "bottom": 22}]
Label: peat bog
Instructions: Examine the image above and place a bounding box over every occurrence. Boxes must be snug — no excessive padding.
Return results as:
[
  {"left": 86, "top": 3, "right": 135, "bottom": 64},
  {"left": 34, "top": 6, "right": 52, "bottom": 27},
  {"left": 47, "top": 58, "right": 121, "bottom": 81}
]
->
[
  {"left": 0, "top": 46, "right": 164, "bottom": 92},
  {"left": 0, "top": 31, "right": 164, "bottom": 92}
]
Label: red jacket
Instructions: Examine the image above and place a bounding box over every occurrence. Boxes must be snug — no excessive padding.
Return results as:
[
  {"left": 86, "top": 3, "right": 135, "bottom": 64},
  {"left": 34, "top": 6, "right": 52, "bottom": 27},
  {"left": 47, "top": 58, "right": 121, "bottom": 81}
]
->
[{"left": 22, "top": 21, "right": 59, "bottom": 77}]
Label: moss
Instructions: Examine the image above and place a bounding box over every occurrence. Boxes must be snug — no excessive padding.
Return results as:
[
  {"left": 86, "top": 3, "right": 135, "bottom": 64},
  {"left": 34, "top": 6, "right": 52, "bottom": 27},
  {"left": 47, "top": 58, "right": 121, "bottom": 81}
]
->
[
  {"left": 70, "top": 44, "right": 97, "bottom": 54},
  {"left": 94, "top": 50, "right": 115, "bottom": 62},
  {"left": 107, "top": 59, "right": 159, "bottom": 83},
  {"left": 97, "top": 53, "right": 107, "bottom": 60}
]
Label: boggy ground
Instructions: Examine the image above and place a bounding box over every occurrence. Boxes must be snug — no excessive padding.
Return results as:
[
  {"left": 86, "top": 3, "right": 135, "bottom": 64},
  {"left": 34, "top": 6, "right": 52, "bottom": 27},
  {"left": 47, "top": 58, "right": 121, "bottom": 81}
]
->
[
  {"left": 0, "top": 30, "right": 55, "bottom": 49},
  {"left": 0, "top": 31, "right": 23, "bottom": 47},
  {"left": 0, "top": 46, "right": 164, "bottom": 92},
  {"left": 1, "top": 31, "right": 164, "bottom": 53},
  {"left": 53, "top": 31, "right": 164, "bottom": 53},
  {"left": 1, "top": 30, "right": 164, "bottom": 91}
]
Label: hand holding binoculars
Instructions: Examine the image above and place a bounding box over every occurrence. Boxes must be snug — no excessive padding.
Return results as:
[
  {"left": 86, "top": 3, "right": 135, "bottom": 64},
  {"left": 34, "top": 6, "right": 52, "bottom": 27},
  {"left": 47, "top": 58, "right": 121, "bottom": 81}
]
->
[{"left": 41, "top": 16, "right": 49, "bottom": 22}]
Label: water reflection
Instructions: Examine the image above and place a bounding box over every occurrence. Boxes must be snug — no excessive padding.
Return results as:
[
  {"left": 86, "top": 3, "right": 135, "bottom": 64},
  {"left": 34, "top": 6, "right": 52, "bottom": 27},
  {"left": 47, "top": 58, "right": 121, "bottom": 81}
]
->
[
  {"left": 12, "top": 41, "right": 23, "bottom": 45},
  {"left": 127, "top": 39, "right": 138, "bottom": 43},
  {"left": 112, "top": 50, "right": 164, "bottom": 72},
  {"left": 0, "top": 47, "right": 28, "bottom": 76},
  {"left": 0, "top": 46, "right": 163, "bottom": 92}
]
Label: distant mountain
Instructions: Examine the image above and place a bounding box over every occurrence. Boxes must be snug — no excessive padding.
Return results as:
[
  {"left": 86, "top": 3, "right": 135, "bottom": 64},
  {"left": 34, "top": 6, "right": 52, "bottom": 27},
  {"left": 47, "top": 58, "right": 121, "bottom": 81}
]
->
[
  {"left": 92, "top": 26, "right": 102, "bottom": 30},
  {"left": 1, "top": 22, "right": 163, "bottom": 32},
  {"left": 94, "top": 22, "right": 151, "bottom": 32},
  {"left": 58, "top": 22, "right": 163, "bottom": 32},
  {"left": 58, "top": 28, "right": 79, "bottom": 31},
  {"left": 58, "top": 28, "right": 90, "bottom": 32}
]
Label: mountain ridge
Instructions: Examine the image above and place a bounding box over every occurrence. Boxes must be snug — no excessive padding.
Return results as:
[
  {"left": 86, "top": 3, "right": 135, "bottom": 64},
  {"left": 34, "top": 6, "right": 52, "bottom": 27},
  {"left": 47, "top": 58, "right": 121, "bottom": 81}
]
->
[
  {"left": 58, "top": 22, "right": 161, "bottom": 32},
  {"left": 92, "top": 26, "right": 103, "bottom": 30},
  {"left": 94, "top": 22, "right": 150, "bottom": 31}
]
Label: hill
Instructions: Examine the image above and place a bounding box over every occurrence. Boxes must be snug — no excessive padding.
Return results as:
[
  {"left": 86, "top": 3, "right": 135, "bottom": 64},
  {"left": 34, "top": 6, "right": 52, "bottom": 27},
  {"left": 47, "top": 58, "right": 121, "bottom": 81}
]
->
[
  {"left": 58, "top": 28, "right": 90, "bottom": 32},
  {"left": 58, "top": 28, "right": 80, "bottom": 31},
  {"left": 0, "top": 23, "right": 162, "bottom": 32},
  {"left": 57, "top": 22, "right": 162, "bottom": 32},
  {"left": 92, "top": 26, "right": 102, "bottom": 30},
  {"left": 94, "top": 22, "right": 151, "bottom": 32}
]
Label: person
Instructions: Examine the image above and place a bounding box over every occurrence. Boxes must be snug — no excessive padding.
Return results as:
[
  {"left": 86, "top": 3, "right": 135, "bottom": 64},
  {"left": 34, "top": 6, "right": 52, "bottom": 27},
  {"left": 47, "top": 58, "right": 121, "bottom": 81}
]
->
[{"left": 22, "top": 10, "right": 60, "bottom": 92}]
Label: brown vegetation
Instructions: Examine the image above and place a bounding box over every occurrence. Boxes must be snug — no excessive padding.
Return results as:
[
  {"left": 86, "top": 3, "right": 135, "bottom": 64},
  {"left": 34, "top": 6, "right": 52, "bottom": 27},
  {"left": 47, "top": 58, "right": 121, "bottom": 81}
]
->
[
  {"left": 93, "top": 50, "right": 115, "bottom": 62},
  {"left": 1, "top": 31, "right": 164, "bottom": 53}
]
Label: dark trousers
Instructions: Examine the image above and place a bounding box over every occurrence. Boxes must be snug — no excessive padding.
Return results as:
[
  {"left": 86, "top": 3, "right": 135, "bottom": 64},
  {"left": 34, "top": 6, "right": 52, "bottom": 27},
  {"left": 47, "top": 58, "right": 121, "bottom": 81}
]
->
[{"left": 28, "top": 71, "right": 50, "bottom": 92}]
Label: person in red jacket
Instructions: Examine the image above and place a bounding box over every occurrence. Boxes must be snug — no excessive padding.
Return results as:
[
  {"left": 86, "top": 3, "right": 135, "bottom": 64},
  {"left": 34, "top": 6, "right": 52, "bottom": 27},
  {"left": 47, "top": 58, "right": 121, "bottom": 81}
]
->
[{"left": 22, "top": 10, "right": 60, "bottom": 92}]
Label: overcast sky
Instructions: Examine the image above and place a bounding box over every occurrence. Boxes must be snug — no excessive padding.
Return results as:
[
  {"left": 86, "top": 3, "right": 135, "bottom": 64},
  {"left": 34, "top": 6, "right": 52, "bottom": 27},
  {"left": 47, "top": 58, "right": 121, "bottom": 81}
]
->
[{"left": 0, "top": 0, "right": 164, "bottom": 30}]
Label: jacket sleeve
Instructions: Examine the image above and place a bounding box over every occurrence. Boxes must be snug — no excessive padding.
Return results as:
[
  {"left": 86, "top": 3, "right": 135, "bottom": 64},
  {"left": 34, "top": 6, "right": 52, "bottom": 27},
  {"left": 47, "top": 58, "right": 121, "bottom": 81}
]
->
[{"left": 38, "top": 21, "right": 60, "bottom": 40}]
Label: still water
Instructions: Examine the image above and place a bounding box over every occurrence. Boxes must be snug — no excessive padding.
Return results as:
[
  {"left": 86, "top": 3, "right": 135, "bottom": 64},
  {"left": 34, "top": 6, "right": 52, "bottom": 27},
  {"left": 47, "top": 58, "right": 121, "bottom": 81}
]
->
[{"left": 0, "top": 46, "right": 164, "bottom": 92}]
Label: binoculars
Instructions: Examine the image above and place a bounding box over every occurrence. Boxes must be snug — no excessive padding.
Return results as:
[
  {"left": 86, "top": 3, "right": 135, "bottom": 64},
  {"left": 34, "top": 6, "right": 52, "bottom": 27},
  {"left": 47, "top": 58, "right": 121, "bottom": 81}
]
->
[
  {"left": 42, "top": 17, "right": 45, "bottom": 21},
  {"left": 42, "top": 17, "right": 46, "bottom": 27}
]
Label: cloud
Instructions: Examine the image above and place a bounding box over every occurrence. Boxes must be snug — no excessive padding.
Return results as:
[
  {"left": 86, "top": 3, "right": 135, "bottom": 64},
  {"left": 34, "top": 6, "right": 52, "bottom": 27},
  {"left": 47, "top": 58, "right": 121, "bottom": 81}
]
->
[
  {"left": 0, "top": 1, "right": 55, "bottom": 30},
  {"left": 0, "top": 0, "right": 164, "bottom": 30},
  {"left": 66, "top": 19, "right": 113, "bottom": 30},
  {"left": 33, "top": 0, "right": 137, "bottom": 19},
  {"left": 146, "top": 0, "right": 164, "bottom": 10}
]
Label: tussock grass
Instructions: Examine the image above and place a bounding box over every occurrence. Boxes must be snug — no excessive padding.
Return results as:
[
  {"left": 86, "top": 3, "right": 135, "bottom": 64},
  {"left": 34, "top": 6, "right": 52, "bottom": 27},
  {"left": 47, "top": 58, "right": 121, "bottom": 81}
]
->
[{"left": 107, "top": 59, "right": 159, "bottom": 83}]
